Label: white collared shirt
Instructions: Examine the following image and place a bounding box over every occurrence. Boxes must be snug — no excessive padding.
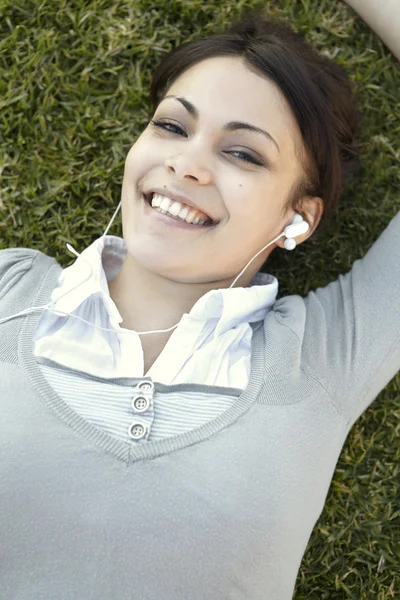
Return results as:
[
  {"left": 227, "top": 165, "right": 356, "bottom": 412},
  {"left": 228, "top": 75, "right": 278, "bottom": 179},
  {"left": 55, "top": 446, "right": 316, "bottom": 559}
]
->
[{"left": 33, "top": 235, "right": 279, "bottom": 388}]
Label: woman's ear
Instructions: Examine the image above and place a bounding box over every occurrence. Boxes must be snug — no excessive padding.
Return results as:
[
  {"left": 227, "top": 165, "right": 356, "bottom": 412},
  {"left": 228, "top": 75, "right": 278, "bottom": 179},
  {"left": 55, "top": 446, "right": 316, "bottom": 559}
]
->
[{"left": 275, "top": 196, "right": 324, "bottom": 249}]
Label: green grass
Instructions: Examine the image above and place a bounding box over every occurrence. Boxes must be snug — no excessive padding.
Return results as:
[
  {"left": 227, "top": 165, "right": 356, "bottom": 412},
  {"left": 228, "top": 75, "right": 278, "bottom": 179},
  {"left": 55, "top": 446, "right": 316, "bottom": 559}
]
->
[{"left": 0, "top": 0, "right": 399, "bottom": 597}]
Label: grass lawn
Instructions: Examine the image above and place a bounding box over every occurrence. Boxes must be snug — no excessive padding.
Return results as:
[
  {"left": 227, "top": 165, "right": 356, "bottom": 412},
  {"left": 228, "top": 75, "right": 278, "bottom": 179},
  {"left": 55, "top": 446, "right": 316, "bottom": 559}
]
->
[{"left": 0, "top": 0, "right": 399, "bottom": 597}]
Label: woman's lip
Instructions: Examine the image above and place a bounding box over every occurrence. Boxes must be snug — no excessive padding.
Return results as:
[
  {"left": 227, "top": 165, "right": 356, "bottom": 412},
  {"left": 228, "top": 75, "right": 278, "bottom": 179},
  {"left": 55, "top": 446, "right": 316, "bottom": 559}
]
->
[{"left": 142, "top": 194, "right": 216, "bottom": 229}]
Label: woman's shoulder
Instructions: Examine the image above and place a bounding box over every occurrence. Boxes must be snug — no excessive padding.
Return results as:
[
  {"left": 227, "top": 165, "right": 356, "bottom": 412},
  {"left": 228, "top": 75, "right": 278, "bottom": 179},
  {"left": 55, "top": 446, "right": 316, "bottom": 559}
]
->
[{"left": 0, "top": 247, "right": 58, "bottom": 295}]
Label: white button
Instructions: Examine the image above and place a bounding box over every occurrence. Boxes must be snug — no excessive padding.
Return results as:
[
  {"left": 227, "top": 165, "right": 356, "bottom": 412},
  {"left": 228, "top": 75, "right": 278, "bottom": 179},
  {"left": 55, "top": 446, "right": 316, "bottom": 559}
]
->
[
  {"left": 135, "top": 381, "right": 154, "bottom": 393},
  {"left": 131, "top": 394, "right": 151, "bottom": 413},
  {"left": 128, "top": 421, "right": 147, "bottom": 440}
]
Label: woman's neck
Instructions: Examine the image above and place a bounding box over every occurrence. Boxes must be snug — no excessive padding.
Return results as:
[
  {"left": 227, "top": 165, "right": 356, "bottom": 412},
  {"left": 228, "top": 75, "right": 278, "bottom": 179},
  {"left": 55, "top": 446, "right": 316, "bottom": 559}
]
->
[
  {"left": 108, "top": 253, "right": 217, "bottom": 333},
  {"left": 107, "top": 253, "right": 233, "bottom": 372}
]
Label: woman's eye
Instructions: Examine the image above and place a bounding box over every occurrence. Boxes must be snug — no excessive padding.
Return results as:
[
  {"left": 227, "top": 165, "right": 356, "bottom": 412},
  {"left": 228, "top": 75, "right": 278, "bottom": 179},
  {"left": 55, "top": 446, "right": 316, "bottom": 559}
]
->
[
  {"left": 150, "top": 119, "right": 186, "bottom": 136},
  {"left": 150, "top": 119, "right": 263, "bottom": 166},
  {"left": 227, "top": 151, "right": 263, "bottom": 166}
]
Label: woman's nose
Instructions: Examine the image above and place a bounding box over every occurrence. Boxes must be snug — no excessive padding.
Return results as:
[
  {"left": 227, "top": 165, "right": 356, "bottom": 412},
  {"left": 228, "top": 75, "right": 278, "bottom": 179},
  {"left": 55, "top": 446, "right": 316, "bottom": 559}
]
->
[{"left": 165, "top": 153, "right": 212, "bottom": 184}]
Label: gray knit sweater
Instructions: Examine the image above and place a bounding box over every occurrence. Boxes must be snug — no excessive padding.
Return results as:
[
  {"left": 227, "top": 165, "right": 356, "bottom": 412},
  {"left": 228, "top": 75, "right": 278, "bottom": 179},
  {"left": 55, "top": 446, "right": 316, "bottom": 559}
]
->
[{"left": 0, "top": 211, "right": 399, "bottom": 600}]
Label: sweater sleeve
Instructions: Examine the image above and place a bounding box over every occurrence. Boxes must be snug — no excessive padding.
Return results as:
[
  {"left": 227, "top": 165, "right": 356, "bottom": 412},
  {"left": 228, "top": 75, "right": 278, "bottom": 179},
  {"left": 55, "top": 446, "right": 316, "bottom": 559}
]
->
[
  {"left": 0, "top": 248, "right": 38, "bottom": 301},
  {"left": 301, "top": 211, "right": 400, "bottom": 427}
]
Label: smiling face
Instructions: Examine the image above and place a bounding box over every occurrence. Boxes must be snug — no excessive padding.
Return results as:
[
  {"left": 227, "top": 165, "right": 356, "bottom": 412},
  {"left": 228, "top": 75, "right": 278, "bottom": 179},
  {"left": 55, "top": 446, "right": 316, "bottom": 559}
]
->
[{"left": 120, "top": 55, "right": 322, "bottom": 287}]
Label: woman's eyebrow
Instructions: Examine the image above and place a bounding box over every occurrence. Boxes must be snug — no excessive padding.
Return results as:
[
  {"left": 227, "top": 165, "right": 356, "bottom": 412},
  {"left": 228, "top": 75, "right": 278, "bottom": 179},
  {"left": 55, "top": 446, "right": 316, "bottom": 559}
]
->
[{"left": 162, "top": 95, "right": 280, "bottom": 153}]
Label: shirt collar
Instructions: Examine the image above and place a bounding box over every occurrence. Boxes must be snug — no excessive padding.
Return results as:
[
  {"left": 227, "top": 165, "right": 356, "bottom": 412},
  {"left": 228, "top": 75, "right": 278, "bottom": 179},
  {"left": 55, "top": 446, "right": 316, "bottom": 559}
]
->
[{"left": 52, "top": 235, "right": 279, "bottom": 336}]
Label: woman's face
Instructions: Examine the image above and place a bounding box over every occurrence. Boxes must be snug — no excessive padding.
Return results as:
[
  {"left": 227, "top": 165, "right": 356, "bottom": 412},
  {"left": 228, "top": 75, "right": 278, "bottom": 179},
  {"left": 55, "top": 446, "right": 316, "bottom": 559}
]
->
[{"left": 120, "top": 56, "right": 313, "bottom": 286}]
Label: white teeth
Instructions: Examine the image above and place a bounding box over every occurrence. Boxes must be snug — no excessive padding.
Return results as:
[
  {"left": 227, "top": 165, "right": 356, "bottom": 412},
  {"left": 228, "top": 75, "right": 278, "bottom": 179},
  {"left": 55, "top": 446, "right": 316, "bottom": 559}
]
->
[
  {"left": 168, "top": 201, "right": 182, "bottom": 216},
  {"left": 186, "top": 209, "right": 198, "bottom": 221},
  {"left": 151, "top": 194, "right": 163, "bottom": 208},
  {"left": 178, "top": 205, "right": 189, "bottom": 219},
  {"left": 149, "top": 193, "right": 210, "bottom": 226},
  {"left": 159, "top": 197, "right": 171, "bottom": 211}
]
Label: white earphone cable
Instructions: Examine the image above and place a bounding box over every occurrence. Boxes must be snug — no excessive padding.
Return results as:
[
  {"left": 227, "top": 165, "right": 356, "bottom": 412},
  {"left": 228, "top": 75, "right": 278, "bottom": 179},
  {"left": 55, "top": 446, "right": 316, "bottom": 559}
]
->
[{"left": 0, "top": 202, "right": 307, "bottom": 336}]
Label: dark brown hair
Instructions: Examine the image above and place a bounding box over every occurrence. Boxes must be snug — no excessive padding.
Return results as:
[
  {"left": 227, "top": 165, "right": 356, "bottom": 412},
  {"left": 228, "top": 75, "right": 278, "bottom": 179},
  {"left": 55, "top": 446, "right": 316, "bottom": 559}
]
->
[{"left": 148, "top": 4, "right": 362, "bottom": 232}]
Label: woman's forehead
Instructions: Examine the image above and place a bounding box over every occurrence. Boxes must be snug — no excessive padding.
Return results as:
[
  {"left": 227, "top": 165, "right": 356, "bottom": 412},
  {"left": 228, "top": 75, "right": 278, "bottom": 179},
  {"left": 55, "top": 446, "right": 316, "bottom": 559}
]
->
[{"left": 166, "top": 56, "right": 282, "bottom": 107}]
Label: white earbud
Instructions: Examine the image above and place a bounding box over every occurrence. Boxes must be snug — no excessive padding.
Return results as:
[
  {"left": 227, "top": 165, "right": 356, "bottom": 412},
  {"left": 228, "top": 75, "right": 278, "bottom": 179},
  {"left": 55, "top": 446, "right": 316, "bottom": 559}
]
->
[{"left": 283, "top": 213, "right": 309, "bottom": 251}]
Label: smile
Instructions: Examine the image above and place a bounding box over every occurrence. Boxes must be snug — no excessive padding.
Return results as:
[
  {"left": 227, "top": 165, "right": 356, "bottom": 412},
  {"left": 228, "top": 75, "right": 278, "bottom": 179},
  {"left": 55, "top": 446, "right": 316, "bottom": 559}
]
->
[{"left": 143, "top": 194, "right": 217, "bottom": 230}]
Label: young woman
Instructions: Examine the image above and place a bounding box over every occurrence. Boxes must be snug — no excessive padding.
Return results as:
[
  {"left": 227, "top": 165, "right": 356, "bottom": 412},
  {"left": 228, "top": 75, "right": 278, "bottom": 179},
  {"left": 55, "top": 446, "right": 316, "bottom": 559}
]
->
[{"left": 0, "top": 1, "right": 398, "bottom": 598}]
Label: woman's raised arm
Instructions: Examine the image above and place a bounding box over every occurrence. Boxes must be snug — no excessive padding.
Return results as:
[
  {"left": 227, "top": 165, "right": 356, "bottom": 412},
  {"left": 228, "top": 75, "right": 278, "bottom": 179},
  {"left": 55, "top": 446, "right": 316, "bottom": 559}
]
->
[{"left": 343, "top": 0, "right": 400, "bottom": 61}]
